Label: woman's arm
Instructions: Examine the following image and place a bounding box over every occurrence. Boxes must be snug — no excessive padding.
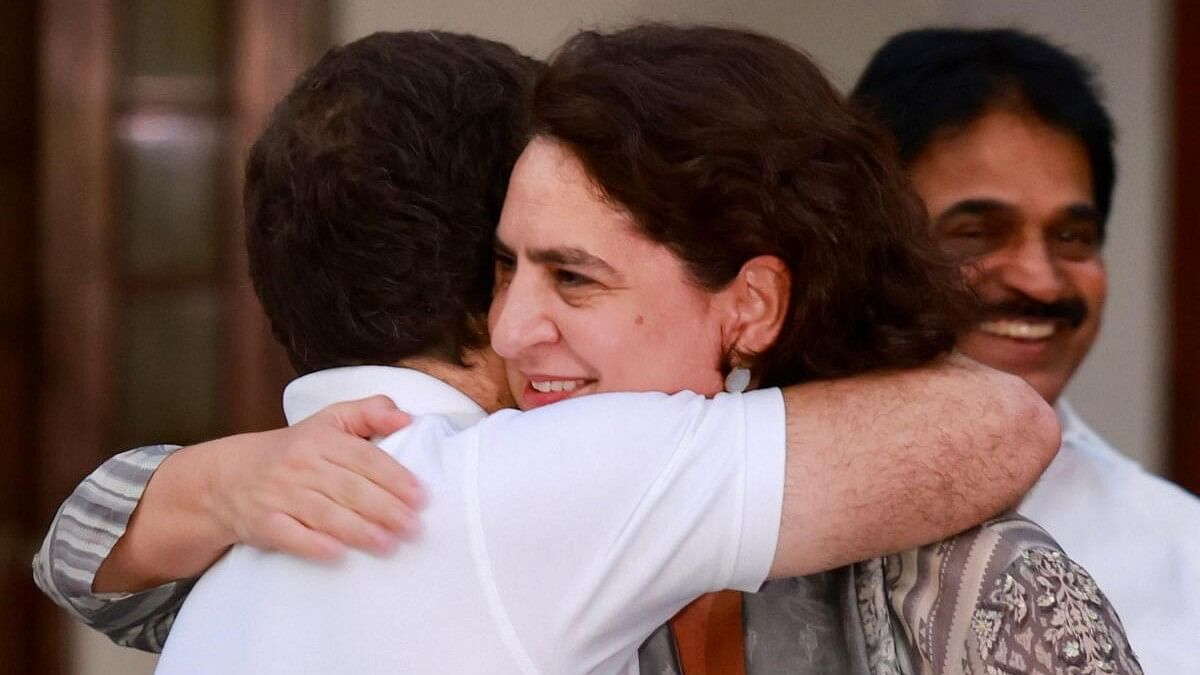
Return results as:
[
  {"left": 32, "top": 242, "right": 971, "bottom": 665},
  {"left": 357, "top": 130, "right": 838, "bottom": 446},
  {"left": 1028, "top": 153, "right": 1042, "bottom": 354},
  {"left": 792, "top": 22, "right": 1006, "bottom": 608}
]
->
[
  {"left": 32, "top": 396, "right": 421, "bottom": 650},
  {"left": 32, "top": 445, "right": 192, "bottom": 651},
  {"left": 92, "top": 398, "right": 420, "bottom": 593}
]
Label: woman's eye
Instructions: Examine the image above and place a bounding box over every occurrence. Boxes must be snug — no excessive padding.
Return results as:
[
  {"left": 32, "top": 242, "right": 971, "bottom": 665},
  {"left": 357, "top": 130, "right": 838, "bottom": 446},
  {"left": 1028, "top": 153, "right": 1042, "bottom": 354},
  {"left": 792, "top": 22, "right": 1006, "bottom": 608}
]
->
[
  {"left": 555, "top": 269, "right": 593, "bottom": 287},
  {"left": 493, "top": 254, "right": 516, "bottom": 287}
]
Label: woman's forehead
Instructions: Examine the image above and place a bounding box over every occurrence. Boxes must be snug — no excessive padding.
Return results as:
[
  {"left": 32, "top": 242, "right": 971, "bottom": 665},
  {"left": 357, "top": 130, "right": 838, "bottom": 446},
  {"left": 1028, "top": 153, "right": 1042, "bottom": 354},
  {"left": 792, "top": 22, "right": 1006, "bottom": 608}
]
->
[{"left": 499, "top": 140, "right": 640, "bottom": 254}]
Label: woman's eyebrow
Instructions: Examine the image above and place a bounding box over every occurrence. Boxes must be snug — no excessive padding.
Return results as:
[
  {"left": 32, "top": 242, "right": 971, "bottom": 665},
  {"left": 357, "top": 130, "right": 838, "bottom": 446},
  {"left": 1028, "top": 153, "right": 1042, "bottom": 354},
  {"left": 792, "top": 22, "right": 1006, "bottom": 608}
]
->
[
  {"left": 527, "top": 246, "right": 618, "bottom": 275},
  {"left": 493, "top": 236, "right": 516, "bottom": 258}
]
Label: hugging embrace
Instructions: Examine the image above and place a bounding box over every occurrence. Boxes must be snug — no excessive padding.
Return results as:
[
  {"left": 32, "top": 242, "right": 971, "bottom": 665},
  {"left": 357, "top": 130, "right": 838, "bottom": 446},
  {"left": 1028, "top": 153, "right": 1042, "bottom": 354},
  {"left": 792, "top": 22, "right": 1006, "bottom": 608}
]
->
[{"left": 37, "top": 25, "right": 1149, "bottom": 675}]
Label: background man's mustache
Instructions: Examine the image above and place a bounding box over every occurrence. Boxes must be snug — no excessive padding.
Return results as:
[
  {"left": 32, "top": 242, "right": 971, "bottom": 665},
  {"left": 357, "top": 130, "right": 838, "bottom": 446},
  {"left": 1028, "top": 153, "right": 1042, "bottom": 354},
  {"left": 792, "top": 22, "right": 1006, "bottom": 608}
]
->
[{"left": 978, "top": 296, "right": 1089, "bottom": 329}]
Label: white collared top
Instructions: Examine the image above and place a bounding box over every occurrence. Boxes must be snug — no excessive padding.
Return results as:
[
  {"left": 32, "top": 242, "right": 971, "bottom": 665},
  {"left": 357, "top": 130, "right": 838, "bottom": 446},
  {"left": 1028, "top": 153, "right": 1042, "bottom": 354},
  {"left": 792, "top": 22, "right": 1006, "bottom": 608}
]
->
[
  {"left": 1018, "top": 400, "right": 1200, "bottom": 674},
  {"left": 157, "top": 366, "right": 786, "bottom": 675}
]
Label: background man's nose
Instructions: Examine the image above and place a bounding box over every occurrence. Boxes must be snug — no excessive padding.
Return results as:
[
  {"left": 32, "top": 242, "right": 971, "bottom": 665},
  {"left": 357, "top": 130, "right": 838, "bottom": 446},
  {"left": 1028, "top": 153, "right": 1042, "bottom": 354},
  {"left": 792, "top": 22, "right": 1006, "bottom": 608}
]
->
[{"left": 993, "top": 240, "right": 1068, "bottom": 303}]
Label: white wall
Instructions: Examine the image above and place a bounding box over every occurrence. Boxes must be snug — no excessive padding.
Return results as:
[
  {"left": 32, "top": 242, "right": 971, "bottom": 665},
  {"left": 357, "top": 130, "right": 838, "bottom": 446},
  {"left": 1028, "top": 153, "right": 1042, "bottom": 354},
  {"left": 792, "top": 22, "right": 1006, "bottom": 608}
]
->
[
  {"left": 337, "top": 0, "right": 954, "bottom": 82},
  {"left": 339, "top": 0, "right": 1172, "bottom": 470},
  {"left": 72, "top": 621, "right": 159, "bottom": 675}
]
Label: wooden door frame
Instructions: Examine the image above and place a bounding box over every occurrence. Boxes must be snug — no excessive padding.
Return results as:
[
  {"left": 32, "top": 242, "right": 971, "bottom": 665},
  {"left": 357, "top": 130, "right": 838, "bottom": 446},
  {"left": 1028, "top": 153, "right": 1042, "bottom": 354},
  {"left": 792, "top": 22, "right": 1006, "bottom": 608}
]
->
[
  {"left": 37, "top": 3, "right": 119, "bottom": 667},
  {"left": 226, "top": 0, "right": 330, "bottom": 432},
  {"left": 2, "top": 1, "right": 51, "bottom": 672},
  {"left": 1172, "top": 1, "right": 1200, "bottom": 495}
]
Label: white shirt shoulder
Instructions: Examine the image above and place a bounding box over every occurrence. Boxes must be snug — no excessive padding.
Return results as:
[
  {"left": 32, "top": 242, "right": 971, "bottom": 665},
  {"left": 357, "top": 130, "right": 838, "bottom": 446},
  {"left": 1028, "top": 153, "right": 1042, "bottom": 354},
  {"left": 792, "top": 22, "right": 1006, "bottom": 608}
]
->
[{"left": 466, "top": 390, "right": 786, "bottom": 672}]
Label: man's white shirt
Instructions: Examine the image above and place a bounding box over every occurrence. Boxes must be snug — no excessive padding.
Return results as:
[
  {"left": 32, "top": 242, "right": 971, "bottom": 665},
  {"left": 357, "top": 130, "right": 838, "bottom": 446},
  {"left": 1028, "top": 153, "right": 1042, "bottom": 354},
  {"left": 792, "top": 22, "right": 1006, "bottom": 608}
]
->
[
  {"left": 155, "top": 366, "right": 786, "bottom": 675},
  {"left": 1018, "top": 400, "right": 1200, "bottom": 674}
]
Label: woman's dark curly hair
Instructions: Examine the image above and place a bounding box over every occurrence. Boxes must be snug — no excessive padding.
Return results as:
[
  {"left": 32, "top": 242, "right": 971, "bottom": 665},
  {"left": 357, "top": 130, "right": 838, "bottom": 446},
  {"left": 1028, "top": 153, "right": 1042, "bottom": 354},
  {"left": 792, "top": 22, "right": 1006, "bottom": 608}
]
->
[{"left": 531, "top": 24, "right": 973, "bottom": 386}]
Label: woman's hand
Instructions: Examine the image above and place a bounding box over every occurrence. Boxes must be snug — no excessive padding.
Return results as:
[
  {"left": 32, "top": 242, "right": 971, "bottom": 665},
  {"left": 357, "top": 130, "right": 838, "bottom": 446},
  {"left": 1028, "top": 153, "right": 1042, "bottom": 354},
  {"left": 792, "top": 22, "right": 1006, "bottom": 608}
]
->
[
  {"left": 93, "top": 395, "right": 424, "bottom": 593},
  {"left": 209, "top": 395, "right": 425, "bottom": 560}
]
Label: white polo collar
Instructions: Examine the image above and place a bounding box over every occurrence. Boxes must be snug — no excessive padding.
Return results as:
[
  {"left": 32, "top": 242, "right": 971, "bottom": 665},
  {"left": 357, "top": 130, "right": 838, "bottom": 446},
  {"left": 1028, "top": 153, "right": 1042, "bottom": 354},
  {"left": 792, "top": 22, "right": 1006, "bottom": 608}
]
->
[
  {"left": 282, "top": 365, "right": 488, "bottom": 429},
  {"left": 1054, "top": 398, "right": 1088, "bottom": 448}
]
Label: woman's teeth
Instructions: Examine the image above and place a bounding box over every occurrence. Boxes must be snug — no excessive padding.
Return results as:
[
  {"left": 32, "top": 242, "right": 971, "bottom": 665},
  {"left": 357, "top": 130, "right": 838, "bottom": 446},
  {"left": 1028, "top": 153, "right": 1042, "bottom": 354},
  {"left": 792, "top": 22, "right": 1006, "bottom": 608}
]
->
[
  {"left": 979, "top": 319, "right": 1057, "bottom": 340},
  {"left": 530, "top": 379, "right": 583, "bottom": 393}
]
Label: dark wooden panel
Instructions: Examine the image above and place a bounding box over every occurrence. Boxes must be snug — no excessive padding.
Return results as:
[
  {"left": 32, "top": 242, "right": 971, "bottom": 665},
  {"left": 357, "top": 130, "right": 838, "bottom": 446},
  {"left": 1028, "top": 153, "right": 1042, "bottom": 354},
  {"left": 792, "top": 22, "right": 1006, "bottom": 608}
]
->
[
  {"left": 225, "top": 0, "right": 330, "bottom": 433},
  {"left": 39, "top": 0, "right": 118, "bottom": 522},
  {"left": 37, "top": 2, "right": 118, "bottom": 669},
  {"left": 1172, "top": 1, "right": 1200, "bottom": 495},
  {"left": 1, "top": 0, "right": 49, "bottom": 672}
]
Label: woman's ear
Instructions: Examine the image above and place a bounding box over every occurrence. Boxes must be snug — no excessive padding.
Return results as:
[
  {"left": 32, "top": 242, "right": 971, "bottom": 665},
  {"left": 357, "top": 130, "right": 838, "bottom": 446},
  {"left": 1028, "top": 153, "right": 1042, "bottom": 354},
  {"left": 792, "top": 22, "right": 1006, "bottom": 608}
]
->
[{"left": 723, "top": 255, "right": 791, "bottom": 362}]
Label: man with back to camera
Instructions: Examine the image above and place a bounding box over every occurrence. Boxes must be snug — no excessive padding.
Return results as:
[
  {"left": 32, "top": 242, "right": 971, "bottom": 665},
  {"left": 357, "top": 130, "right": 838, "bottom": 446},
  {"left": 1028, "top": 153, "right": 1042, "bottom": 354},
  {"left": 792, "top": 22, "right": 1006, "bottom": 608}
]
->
[
  {"left": 852, "top": 27, "right": 1200, "bottom": 673},
  {"left": 32, "top": 30, "right": 1061, "bottom": 670}
]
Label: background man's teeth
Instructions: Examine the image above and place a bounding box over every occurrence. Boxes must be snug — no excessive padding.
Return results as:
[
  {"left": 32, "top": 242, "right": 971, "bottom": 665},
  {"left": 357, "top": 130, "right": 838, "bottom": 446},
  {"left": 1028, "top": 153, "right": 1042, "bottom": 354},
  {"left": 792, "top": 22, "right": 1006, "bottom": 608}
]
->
[
  {"left": 562, "top": 381, "right": 577, "bottom": 392},
  {"left": 980, "top": 320, "right": 1055, "bottom": 339}
]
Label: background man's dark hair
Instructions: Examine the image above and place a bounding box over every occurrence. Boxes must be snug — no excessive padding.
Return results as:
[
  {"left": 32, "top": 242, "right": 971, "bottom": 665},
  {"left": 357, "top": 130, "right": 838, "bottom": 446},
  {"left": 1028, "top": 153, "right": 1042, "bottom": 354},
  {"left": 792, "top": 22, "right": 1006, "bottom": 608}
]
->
[
  {"left": 244, "top": 31, "right": 539, "bottom": 374},
  {"left": 532, "top": 25, "right": 971, "bottom": 387},
  {"left": 851, "top": 27, "right": 1116, "bottom": 238}
]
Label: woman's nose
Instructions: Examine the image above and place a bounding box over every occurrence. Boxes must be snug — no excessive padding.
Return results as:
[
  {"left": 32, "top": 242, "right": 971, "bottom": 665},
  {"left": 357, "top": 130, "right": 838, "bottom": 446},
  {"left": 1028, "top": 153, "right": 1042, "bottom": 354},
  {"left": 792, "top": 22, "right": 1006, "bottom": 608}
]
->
[{"left": 489, "top": 271, "right": 560, "bottom": 358}]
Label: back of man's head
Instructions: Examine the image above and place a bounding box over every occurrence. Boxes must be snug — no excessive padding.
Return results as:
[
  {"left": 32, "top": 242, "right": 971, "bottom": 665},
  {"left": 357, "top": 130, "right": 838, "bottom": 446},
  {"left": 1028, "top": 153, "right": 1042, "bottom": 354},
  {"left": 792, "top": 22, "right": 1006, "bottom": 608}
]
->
[
  {"left": 245, "top": 31, "right": 539, "bottom": 374},
  {"left": 851, "top": 27, "right": 1115, "bottom": 237}
]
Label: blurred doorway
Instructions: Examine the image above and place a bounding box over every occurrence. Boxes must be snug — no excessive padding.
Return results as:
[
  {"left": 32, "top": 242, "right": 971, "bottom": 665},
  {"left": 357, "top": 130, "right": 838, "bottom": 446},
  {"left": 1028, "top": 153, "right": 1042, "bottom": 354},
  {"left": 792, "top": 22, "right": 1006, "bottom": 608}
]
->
[{"left": 12, "top": 1, "right": 329, "bottom": 672}]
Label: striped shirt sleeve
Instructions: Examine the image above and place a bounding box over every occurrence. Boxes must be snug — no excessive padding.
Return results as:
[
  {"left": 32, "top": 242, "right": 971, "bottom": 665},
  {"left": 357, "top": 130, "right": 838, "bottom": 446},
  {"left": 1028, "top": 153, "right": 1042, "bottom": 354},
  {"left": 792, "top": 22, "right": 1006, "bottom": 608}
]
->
[{"left": 32, "top": 444, "right": 197, "bottom": 653}]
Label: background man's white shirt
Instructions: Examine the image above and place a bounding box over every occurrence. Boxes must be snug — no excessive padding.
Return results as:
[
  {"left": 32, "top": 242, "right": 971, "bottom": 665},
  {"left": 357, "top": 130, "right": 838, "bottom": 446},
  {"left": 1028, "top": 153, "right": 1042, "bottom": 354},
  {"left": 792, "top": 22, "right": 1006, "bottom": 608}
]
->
[
  {"left": 1018, "top": 400, "right": 1200, "bottom": 674},
  {"left": 156, "top": 367, "right": 786, "bottom": 675}
]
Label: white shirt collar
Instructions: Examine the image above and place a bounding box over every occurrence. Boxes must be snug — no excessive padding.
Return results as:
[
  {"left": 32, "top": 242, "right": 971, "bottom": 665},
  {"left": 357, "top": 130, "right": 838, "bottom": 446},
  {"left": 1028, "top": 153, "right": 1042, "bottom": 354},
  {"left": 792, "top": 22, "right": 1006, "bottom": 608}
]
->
[
  {"left": 282, "top": 365, "right": 488, "bottom": 429},
  {"left": 1053, "top": 397, "right": 1088, "bottom": 448}
]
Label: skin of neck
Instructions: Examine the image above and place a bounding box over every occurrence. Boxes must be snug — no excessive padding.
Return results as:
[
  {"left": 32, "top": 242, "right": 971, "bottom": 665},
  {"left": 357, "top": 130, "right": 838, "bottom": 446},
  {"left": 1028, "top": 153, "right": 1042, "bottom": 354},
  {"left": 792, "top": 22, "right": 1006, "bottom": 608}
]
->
[{"left": 396, "top": 347, "right": 514, "bottom": 414}]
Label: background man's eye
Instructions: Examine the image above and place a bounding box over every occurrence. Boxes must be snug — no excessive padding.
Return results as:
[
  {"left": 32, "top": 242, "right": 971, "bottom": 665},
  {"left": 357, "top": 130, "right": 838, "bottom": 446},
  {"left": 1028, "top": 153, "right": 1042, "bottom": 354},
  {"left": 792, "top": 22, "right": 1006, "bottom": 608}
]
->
[
  {"left": 1050, "top": 226, "right": 1100, "bottom": 261},
  {"left": 1056, "top": 228, "right": 1095, "bottom": 244},
  {"left": 937, "top": 226, "right": 1001, "bottom": 261}
]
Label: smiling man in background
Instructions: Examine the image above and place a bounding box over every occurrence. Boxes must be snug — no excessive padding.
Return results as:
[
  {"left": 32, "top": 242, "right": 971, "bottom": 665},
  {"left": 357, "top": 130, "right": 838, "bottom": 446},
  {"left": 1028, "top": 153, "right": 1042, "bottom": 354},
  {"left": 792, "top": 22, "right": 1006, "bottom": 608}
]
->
[{"left": 853, "top": 27, "right": 1200, "bottom": 673}]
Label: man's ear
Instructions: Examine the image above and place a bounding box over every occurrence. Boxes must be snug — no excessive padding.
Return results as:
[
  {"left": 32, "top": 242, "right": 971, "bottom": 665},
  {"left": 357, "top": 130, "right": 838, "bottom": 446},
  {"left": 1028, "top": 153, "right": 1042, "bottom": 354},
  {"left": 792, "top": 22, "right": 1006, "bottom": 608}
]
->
[{"left": 722, "top": 255, "right": 791, "bottom": 363}]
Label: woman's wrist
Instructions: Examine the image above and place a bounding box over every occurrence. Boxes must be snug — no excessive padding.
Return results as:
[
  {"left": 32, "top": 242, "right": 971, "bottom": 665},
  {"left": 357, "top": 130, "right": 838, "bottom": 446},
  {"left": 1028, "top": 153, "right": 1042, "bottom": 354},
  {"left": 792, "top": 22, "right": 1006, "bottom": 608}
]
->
[{"left": 93, "top": 441, "right": 239, "bottom": 593}]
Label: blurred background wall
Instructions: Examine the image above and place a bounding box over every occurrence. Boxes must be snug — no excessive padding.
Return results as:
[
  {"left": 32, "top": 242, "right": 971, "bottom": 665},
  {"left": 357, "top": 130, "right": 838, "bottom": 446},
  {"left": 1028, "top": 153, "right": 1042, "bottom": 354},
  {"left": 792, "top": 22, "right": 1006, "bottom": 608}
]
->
[{"left": 4, "top": 1, "right": 1188, "bottom": 673}]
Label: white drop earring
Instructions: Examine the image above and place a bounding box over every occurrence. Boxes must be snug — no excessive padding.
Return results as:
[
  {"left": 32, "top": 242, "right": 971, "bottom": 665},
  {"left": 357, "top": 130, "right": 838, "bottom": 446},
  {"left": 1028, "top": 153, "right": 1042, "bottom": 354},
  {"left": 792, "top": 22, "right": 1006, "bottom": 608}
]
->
[{"left": 724, "top": 367, "right": 751, "bottom": 394}]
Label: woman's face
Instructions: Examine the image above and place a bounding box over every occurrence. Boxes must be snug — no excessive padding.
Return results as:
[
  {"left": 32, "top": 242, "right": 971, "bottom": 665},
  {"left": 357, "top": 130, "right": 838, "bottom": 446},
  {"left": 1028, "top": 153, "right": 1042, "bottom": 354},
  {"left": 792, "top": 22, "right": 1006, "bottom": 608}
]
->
[{"left": 489, "top": 137, "right": 733, "bottom": 411}]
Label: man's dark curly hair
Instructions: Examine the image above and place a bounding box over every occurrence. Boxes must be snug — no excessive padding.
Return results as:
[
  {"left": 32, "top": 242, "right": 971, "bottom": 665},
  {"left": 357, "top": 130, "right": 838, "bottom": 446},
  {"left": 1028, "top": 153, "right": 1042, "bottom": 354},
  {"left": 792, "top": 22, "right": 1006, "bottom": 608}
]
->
[
  {"left": 245, "top": 31, "right": 539, "bottom": 373},
  {"left": 532, "top": 25, "right": 972, "bottom": 386},
  {"left": 851, "top": 28, "right": 1116, "bottom": 240}
]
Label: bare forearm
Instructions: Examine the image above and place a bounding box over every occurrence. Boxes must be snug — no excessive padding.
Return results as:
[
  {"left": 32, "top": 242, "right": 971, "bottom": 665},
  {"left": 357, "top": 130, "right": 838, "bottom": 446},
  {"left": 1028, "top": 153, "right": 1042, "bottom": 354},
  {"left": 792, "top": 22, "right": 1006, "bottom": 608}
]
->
[
  {"left": 93, "top": 440, "right": 236, "bottom": 592},
  {"left": 770, "top": 352, "right": 1058, "bottom": 577}
]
